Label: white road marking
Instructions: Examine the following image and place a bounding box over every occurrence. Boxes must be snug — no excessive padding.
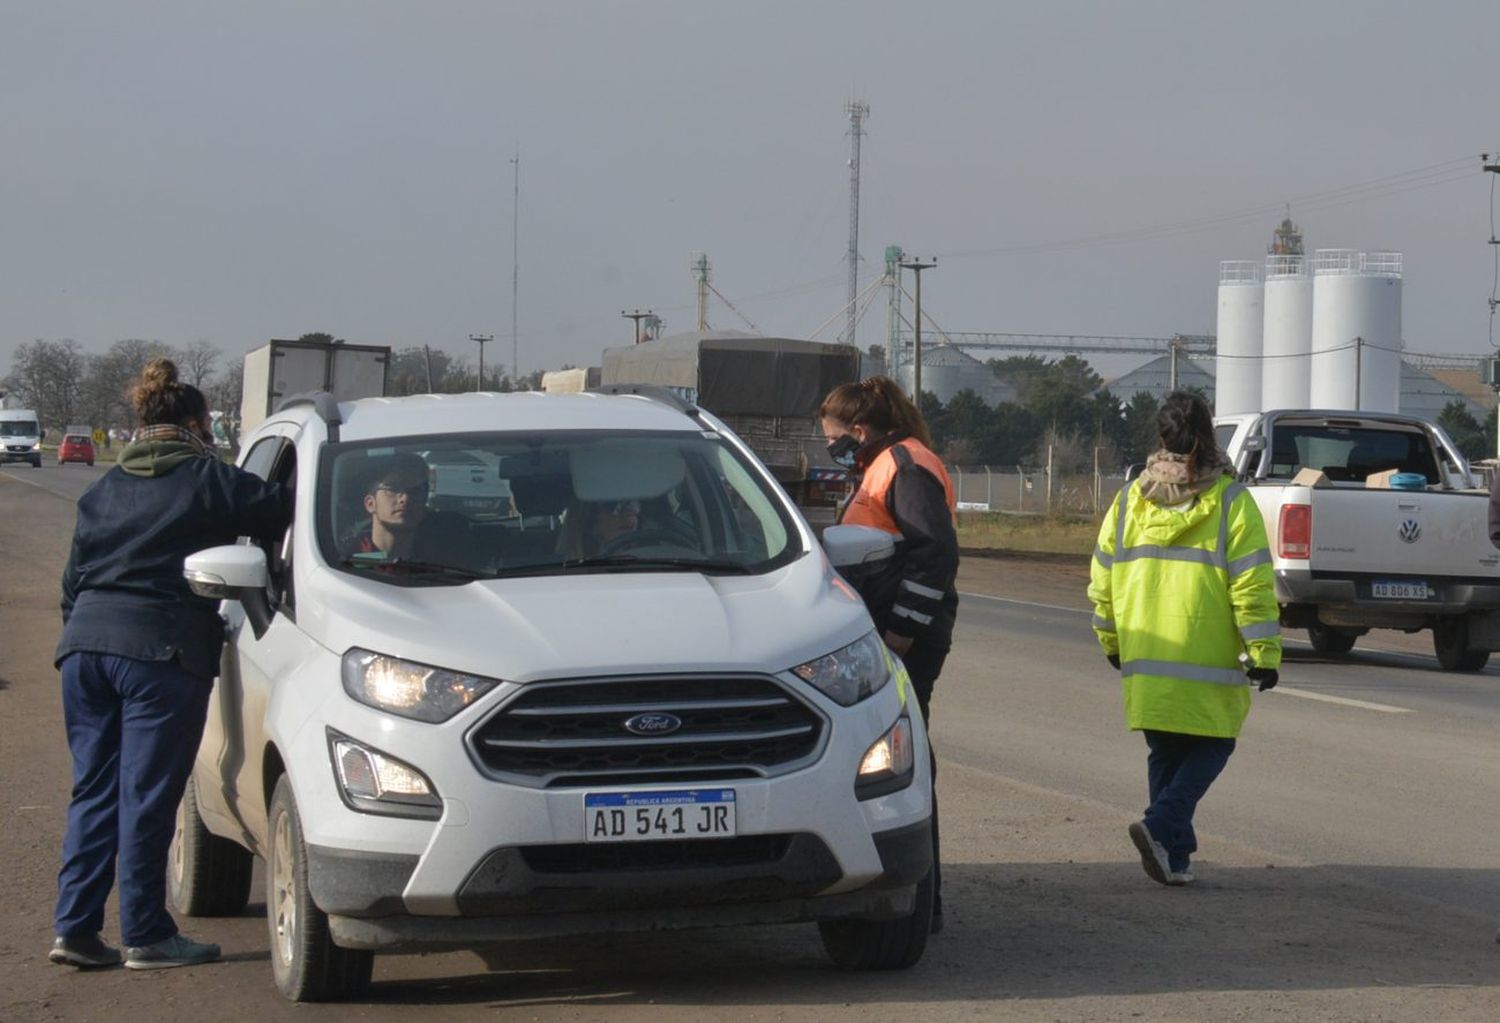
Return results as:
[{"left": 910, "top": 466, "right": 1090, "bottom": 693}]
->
[
  {"left": 959, "top": 590, "right": 1088, "bottom": 615},
  {"left": 961, "top": 590, "right": 1417, "bottom": 714},
  {"left": 1268, "top": 686, "right": 1413, "bottom": 714}
]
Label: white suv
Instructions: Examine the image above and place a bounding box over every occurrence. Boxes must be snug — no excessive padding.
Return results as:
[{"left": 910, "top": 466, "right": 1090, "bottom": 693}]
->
[{"left": 175, "top": 389, "right": 934, "bottom": 1002}]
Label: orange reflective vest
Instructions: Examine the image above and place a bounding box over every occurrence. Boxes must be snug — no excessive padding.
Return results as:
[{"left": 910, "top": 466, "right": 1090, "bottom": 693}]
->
[{"left": 842, "top": 437, "right": 956, "bottom": 534}]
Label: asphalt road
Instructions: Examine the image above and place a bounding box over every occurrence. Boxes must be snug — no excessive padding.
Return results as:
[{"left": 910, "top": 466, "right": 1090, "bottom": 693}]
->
[{"left": 2, "top": 466, "right": 1497, "bottom": 1022}]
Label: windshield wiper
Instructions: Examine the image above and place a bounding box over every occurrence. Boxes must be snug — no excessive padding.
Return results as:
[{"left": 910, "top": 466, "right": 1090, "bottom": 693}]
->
[
  {"left": 341, "top": 556, "right": 488, "bottom": 581},
  {"left": 558, "top": 554, "right": 754, "bottom": 574}
]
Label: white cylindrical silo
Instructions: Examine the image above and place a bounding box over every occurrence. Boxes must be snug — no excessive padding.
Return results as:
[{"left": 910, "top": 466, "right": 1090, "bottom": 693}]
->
[
  {"left": 1262, "top": 254, "right": 1312, "bottom": 410},
  {"left": 1309, "top": 250, "right": 1403, "bottom": 412},
  {"left": 1215, "top": 261, "right": 1264, "bottom": 416}
]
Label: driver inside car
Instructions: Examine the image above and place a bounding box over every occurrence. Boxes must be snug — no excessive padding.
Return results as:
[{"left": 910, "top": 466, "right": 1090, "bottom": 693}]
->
[{"left": 555, "top": 498, "right": 641, "bottom": 559}]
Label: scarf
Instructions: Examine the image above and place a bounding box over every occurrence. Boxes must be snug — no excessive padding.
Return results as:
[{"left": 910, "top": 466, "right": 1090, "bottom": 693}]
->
[{"left": 1136, "top": 449, "right": 1234, "bottom": 506}]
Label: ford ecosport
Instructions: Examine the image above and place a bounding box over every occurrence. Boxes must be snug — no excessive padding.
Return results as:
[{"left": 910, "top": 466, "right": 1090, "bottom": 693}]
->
[{"left": 175, "top": 388, "right": 934, "bottom": 1001}]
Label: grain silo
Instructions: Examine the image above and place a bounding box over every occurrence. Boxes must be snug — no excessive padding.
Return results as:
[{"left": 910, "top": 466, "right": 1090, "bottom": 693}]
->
[
  {"left": 1309, "top": 250, "right": 1403, "bottom": 412},
  {"left": 1261, "top": 253, "right": 1313, "bottom": 409},
  {"left": 1215, "top": 261, "right": 1263, "bottom": 415}
]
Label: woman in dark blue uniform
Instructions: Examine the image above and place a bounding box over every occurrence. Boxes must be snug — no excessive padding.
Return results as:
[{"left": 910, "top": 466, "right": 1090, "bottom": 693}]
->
[{"left": 50, "top": 358, "right": 291, "bottom": 971}]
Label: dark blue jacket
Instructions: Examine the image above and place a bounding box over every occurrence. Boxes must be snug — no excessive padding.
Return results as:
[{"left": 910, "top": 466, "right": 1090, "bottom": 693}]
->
[{"left": 56, "top": 442, "right": 292, "bottom": 680}]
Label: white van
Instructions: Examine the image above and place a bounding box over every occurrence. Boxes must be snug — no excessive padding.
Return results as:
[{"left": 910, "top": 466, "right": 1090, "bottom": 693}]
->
[
  {"left": 0, "top": 409, "right": 43, "bottom": 467},
  {"left": 177, "top": 390, "right": 935, "bottom": 1002}
]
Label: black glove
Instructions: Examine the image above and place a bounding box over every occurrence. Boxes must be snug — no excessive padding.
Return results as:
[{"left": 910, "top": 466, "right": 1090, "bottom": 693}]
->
[
  {"left": 1247, "top": 666, "right": 1278, "bottom": 692},
  {"left": 1106, "top": 653, "right": 1121, "bottom": 670}
]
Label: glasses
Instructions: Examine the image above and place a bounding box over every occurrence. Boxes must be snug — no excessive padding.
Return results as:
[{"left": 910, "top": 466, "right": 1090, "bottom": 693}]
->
[
  {"left": 603, "top": 500, "right": 640, "bottom": 516},
  {"left": 377, "top": 482, "right": 429, "bottom": 499}
]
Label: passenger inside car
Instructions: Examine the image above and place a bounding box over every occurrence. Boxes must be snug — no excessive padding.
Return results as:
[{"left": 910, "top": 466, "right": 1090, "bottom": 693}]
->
[{"left": 342, "top": 453, "right": 473, "bottom": 567}]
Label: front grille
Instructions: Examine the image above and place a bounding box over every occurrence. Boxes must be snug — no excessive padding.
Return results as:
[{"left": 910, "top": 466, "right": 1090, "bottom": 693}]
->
[
  {"left": 467, "top": 675, "right": 825, "bottom": 787},
  {"left": 520, "top": 834, "right": 792, "bottom": 874}
]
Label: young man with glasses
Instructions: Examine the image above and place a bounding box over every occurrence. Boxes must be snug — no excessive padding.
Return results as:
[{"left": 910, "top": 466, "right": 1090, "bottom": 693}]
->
[{"left": 350, "top": 453, "right": 434, "bottom": 560}]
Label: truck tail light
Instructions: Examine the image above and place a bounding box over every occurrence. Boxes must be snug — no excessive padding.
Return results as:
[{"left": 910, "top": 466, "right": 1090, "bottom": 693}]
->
[{"left": 1279, "top": 503, "right": 1310, "bottom": 559}]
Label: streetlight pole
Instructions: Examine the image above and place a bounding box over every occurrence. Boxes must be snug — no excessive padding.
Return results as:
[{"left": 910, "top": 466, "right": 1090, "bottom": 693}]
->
[
  {"left": 469, "top": 334, "right": 493, "bottom": 391},
  {"left": 622, "top": 309, "right": 654, "bottom": 344},
  {"left": 898, "top": 257, "right": 936, "bottom": 401}
]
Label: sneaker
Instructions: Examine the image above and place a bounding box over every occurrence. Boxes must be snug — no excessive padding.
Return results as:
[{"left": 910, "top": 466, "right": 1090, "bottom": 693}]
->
[
  {"left": 123, "top": 933, "right": 221, "bottom": 970},
  {"left": 49, "top": 934, "right": 122, "bottom": 969},
  {"left": 1167, "top": 868, "right": 1195, "bottom": 886},
  {"left": 1127, "top": 820, "right": 1172, "bottom": 886}
]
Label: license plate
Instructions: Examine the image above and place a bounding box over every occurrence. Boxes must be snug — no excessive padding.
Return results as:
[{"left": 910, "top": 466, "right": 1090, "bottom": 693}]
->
[
  {"left": 1371, "top": 580, "right": 1429, "bottom": 599},
  {"left": 584, "top": 789, "right": 736, "bottom": 843}
]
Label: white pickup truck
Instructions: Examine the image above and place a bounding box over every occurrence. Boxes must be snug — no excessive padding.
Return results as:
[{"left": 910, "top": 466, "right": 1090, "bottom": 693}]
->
[{"left": 1215, "top": 409, "right": 1500, "bottom": 672}]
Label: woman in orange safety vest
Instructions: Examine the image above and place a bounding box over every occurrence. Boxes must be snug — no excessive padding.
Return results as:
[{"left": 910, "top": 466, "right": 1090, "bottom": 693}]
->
[{"left": 820, "top": 375, "right": 958, "bottom": 933}]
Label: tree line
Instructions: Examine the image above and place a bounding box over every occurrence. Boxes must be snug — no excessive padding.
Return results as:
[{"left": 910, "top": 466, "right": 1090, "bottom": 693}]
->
[{"left": 1, "top": 334, "right": 546, "bottom": 448}]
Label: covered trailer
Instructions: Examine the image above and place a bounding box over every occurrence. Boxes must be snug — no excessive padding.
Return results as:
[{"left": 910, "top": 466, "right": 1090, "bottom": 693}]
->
[
  {"left": 601, "top": 331, "right": 860, "bottom": 516},
  {"left": 240, "top": 339, "right": 390, "bottom": 438}
]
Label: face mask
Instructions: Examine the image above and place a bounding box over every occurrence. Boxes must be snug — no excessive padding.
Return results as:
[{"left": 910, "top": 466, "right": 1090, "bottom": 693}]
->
[{"left": 826, "top": 433, "right": 859, "bottom": 468}]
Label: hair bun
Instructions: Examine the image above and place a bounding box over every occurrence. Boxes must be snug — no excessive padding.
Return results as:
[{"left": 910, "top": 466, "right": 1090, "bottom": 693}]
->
[{"left": 141, "top": 357, "right": 180, "bottom": 389}]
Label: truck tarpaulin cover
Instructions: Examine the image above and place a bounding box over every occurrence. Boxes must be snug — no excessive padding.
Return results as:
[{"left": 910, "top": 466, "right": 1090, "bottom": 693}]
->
[{"left": 601, "top": 331, "right": 860, "bottom": 417}]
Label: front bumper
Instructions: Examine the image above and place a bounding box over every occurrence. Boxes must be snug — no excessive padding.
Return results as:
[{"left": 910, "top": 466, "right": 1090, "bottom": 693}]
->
[
  {"left": 320, "top": 819, "right": 932, "bottom": 952},
  {"left": 285, "top": 668, "right": 933, "bottom": 950}
]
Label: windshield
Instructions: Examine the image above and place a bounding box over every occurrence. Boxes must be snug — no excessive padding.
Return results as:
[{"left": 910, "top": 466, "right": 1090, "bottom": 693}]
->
[
  {"left": 317, "top": 429, "right": 801, "bottom": 585},
  {"left": 1, "top": 419, "right": 39, "bottom": 437}
]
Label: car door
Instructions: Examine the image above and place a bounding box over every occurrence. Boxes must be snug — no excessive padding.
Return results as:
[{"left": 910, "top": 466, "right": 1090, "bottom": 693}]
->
[{"left": 199, "top": 426, "right": 305, "bottom": 854}]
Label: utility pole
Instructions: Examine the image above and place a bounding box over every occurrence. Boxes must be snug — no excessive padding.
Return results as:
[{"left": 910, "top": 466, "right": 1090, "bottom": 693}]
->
[
  {"left": 510, "top": 149, "right": 520, "bottom": 383},
  {"left": 1484, "top": 152, "right": 1499, "bottom": 458},
  {"left": 622, "top": 309, "right": 654, "bottom": 344},
  {"left": 692, "top": 253, "right": 711, "bottom": 331},
  {"left": 469, "top": 334, "right": 493, "bottom": 391},
  {"left": 1353, "top": 336, "right": 1363, "bottom": 410},
  {"left": 899, "top": 257, "right": 937, "bottom": 402},
  {"left": 845, "top": 101, "right": 869, "bottom": 347},
  {"left": 1168, "top": 338, "right": 1180, "bottom": 391}
]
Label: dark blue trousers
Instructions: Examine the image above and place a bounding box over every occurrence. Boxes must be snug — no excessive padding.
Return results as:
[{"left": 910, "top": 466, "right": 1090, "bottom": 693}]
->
[
  {"left": 1142, "top": 729, "right": 1236, "bottom": 874},
  {"left": 55, "top": 652, "right": 213, "bottom": 947}
]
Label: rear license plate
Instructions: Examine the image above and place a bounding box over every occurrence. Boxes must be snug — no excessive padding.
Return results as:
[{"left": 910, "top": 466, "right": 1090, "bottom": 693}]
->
[
  {"left": 584, "top": 789, "right": 736, "bottom": 843},
  {"left": 1371, "top": 580, "right": 1429, "bottom": 599}
]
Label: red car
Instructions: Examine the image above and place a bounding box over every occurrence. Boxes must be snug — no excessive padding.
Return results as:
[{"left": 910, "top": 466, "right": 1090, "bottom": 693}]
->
[{"left": 58, "top": 434, "right": 95, "bottom": 466}]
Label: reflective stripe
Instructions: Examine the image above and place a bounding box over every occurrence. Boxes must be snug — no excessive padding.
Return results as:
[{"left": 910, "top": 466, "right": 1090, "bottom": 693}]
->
[
  {"left": 1239, "top": 620, "right": 1280, "bottom": 641},
  {"left": 900, "top": 579, "right": 945, "bottom": 600},
  {"left": 1093, "top": 546, "right": 1114, "bottom": 568},
  {"left": 1114, "top": 482, "right": 1132, "bottom": 553},
  {"left": 1092, "top": 615, "right": 1116, "bottom": 632},
  {"left": 1228, "top": 549, "right": 1272, "bottom": 576},
  {"left": 1114, "top": 544, "right": 1223, "bottom": 568},
  {"left": 892, "top": 604, "right": 934, "bottom": 626},
  {"left": 1121, "top": 659, "right": 1247, "bottom": 687},
  {"left": 1219, "top": 482, "right": 1246, "bottom": 559}
]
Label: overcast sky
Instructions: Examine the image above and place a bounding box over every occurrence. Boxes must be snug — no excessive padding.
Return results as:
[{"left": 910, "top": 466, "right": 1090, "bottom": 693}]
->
[{"left": 4, "top": 0, "right": 1498, "bottom": 379}]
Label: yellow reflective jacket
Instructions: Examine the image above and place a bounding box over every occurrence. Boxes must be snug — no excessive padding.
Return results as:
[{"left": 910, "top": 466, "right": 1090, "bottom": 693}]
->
[{"left": 1088, "top": 475, "right": 1281, "bottom": 738}]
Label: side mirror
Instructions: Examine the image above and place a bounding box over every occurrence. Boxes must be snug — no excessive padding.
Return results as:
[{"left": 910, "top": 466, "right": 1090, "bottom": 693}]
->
[
  {"left": 821, "top": 524, "right": 895, "bottom": 569},
  {"left": 1124, "top": 463, "right": 1145, "bottom": 482},
  {"left": 184, "top": 544, "right": 269, "bottom": 600}
]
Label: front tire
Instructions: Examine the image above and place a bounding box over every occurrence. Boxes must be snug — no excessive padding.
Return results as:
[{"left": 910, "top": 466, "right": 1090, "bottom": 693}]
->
[
  {"left": 169, "top": 774, "right": 253, "bottom": 917},
  {"left": 1307, "top": 624, "right": 1357, "bottom": 656},
  {"left": 267, "top": 777, "right": 373, "bottom": 1002},
  {"left": 1433, "top": 617, "right": 1490, "bottom": 672},
  {"left": 818, "top": 864, "right": 933, "bottom": 971}
]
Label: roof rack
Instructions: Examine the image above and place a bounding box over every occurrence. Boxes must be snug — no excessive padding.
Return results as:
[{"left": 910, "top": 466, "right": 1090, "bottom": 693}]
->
[
  {"left": 274, "top": 391, "right": 343, "bottom": 441},
  {"left": 588, "top": 383, "right": 699, "bottom": 418}
]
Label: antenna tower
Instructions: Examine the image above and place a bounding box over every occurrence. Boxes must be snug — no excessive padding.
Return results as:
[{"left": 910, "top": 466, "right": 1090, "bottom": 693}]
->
[{"left": 845, "top": 101, "right": 869, "bottom": 347}]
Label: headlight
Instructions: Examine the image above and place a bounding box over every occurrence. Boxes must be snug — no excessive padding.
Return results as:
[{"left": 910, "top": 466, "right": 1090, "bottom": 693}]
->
[
  {"left": 341, "top": 648, "right": 499, "bottom": 722},
  {"left": 791, "top": 630, "right": 890, "bottom": 706},
  {"left": 328, "top": 730, "right": 441, "bottom": 819},
  {"left": 856, "top": 715, "right": 916, "bottom": 800}
]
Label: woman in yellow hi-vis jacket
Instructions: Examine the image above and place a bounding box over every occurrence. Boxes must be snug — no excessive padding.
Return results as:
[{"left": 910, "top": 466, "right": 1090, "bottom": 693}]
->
[{"left": 1089, "top": 391, "right": 1281, "bottom": 886}]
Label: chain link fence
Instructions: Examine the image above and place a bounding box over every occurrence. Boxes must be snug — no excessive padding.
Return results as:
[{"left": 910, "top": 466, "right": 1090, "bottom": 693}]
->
[{"left": 946, "top": 463, "right": 1129, "bottom": 517}]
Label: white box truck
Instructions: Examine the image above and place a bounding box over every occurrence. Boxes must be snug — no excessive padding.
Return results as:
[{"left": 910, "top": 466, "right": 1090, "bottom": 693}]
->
[
  {"left": 240, "top": 339, "right": 390, "bottom": 437},
  {"left": 0, "top": 408, "right": 44, "bottom": 467}
]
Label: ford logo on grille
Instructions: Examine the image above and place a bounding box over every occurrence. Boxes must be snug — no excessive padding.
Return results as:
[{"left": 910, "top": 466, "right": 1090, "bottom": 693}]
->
[
  {"left": 1398, "top": 519, "right": 1421, "bottom": 544},
  {"left": 624, "top": 712, "right": 683, "bottom": 736}
]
